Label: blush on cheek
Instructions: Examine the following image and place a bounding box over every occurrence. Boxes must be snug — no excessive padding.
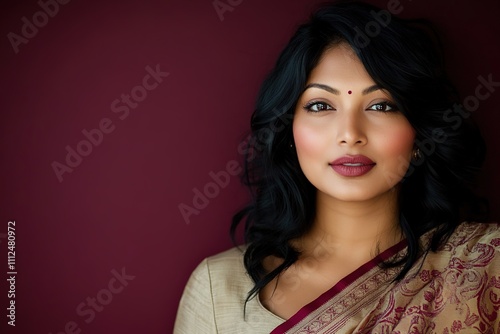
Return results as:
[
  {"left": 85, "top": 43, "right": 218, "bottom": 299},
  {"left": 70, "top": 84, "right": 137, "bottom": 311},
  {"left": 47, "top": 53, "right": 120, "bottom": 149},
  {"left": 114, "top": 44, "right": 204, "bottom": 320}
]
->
[
  {"left": 383, "top": 127, "right": 415, "bottom": 156},
  {"left": 293, "top": 125, "right": 325, "bottom": 157},
  {"left": 383, "top": 127, "right": 415, "bottom": 180}
]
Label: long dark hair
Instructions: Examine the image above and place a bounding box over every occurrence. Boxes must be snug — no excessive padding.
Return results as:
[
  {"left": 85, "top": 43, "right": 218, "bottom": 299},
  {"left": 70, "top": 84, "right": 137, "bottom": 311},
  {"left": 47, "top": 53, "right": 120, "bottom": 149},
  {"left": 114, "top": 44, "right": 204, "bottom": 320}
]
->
[{"left": 230, "top": 1, "right": 487, "bottom": 304}]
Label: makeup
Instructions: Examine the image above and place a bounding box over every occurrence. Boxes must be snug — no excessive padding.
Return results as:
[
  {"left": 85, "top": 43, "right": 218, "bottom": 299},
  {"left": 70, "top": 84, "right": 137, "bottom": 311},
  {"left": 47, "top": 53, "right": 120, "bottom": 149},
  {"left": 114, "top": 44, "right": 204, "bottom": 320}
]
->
[{"left": 329, "top": 155, "right": 375, "bottom": 177}]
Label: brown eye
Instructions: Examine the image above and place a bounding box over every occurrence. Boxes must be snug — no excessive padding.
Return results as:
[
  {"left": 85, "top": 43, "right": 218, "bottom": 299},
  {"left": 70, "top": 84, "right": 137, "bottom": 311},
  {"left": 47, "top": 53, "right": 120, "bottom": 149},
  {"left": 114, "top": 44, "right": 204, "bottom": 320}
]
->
[
  {"left": 304, "top": 102, "right": 333, "bottom": 112},
  {"left": 367, "top": 101, "right": 398, "bottom": 112}
]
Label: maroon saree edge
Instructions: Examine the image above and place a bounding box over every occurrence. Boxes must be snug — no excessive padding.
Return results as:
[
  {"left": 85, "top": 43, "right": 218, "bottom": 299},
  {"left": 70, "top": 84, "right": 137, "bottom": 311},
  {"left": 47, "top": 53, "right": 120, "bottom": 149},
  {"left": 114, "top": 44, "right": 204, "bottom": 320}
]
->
[{"left": 270, "top": 239, "right": 408, "bottom": 334}]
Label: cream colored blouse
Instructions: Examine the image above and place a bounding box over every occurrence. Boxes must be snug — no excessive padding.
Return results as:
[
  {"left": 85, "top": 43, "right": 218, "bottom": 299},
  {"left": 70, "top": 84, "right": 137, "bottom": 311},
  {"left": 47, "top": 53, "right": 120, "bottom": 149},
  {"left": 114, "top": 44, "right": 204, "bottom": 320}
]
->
[
  {"left": 173, "top": 247, "right": 284, "bottom": 333},
  {"left": 174, "top": 222, "right": 500, "bottom": 333}
]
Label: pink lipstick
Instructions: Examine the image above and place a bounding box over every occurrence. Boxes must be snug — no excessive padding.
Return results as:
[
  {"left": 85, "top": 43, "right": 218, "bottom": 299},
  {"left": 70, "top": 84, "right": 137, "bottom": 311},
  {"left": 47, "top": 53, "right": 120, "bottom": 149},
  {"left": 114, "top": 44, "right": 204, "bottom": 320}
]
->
[{"left": 330, "top": 155, "right": 375, "bottom": 177}]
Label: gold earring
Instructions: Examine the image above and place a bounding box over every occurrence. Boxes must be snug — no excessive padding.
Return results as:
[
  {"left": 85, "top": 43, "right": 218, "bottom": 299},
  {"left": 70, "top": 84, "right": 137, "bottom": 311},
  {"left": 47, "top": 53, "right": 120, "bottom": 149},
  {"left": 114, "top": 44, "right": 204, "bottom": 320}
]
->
[{"left": 412, "top": 148, "right": 421, "bottom": 160}]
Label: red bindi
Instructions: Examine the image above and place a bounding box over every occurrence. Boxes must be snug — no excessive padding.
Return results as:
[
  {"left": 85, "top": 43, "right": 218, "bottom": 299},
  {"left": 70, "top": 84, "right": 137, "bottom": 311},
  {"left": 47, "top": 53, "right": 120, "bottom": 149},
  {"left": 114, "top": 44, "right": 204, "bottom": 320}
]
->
[{"left": 348, "top": 90, "right": 352, "bottom": 94}]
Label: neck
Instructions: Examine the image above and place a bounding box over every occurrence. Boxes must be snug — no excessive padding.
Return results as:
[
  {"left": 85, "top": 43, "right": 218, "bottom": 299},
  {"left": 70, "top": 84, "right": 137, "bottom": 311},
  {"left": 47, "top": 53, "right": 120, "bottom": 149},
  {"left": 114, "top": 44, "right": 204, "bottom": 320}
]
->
[{"left": 298, "top": 189, "right": 403, "bottom": 259}]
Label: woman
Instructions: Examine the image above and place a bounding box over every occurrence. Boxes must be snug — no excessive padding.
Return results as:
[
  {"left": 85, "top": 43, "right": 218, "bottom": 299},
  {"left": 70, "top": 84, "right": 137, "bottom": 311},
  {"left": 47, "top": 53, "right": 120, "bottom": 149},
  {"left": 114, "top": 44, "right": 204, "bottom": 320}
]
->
[{"left": 174, "top": 1, "right": 499, "bottom": 333}]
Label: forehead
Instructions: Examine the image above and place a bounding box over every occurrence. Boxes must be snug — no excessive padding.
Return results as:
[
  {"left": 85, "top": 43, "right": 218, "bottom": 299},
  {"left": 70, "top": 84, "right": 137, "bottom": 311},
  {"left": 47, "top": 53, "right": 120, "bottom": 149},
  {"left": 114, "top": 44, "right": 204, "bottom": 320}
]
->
[{"left": 307, "top": 44, "right": 374, "bottom": 85}]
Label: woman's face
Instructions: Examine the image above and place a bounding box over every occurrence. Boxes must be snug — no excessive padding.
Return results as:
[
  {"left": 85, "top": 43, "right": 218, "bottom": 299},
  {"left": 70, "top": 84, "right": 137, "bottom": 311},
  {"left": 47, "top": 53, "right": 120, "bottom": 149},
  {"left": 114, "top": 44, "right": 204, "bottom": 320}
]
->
[{"left": 293, "top": 44, "right": 415, "bottom": 203}]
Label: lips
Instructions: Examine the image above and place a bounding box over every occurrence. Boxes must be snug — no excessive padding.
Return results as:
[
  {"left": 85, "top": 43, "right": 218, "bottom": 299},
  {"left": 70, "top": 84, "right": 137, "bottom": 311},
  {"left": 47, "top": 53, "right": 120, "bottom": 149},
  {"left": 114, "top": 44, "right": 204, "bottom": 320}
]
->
[{"left": 329, "top": 155, "right": 376, "bottom": 177}]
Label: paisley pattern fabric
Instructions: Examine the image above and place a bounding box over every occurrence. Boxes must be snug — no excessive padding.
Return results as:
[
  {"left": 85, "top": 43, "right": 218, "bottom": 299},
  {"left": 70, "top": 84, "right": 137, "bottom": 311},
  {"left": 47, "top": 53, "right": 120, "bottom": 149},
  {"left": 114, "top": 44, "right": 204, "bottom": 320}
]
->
[{"left": 273, "top": 222, "right": 500, "bottom": 334}]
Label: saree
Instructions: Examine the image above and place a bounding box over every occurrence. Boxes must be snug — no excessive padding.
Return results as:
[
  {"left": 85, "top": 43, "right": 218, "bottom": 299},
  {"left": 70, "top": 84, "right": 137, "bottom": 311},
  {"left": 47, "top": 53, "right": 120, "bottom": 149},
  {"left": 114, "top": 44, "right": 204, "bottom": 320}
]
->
[{"left": 271, "top": 222, "right": 500, "bottom": 334}]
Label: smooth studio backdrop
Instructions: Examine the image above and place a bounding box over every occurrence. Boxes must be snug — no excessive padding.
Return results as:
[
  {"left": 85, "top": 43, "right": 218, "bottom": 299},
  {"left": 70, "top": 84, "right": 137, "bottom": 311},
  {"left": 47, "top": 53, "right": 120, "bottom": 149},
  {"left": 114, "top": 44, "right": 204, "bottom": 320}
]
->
[{"left": 1, "top": 0, "right": 499, "bottom": 332}]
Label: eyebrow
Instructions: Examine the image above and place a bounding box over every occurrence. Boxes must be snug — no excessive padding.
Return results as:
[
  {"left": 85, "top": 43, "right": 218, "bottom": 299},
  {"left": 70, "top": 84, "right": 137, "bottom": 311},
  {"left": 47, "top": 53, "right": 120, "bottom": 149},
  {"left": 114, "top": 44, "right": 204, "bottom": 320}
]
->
[{"left": 303, "top": 83, "right": 381, "bottom": 95}]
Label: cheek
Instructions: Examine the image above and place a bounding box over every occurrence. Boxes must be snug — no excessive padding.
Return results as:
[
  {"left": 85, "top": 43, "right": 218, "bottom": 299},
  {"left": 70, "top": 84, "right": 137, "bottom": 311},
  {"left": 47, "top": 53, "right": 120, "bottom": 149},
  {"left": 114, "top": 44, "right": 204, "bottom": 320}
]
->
[
  {"left": 293, "top": 121, "right": 327, "bottom": 160},
  {"left": 381, "top": 124, "right": 415, "bottom": 157},
  {"left": 379, "top": 124, "right": 415, "bottom": 180}
]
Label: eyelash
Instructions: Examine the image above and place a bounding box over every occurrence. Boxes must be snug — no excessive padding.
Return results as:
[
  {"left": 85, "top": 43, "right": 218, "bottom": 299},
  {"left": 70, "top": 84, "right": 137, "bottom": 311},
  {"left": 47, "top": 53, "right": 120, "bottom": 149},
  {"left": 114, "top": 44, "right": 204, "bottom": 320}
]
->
[
  {"left": 303, "top": 101, "right": 399, "bottom": 113},
  {"left": 303, "top": 101, "right": 333, "bottom": 112}
]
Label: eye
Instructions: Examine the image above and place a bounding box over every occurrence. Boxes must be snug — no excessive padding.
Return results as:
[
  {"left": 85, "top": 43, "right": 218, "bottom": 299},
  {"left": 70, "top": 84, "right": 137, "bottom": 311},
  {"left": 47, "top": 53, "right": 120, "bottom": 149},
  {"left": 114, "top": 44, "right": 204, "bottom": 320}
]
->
[
  {"left": 304, "top": 101, "right": 334, "bottom": 113},
  {"left": 367, "top": 101, "right": 399, "bottom": 112}
]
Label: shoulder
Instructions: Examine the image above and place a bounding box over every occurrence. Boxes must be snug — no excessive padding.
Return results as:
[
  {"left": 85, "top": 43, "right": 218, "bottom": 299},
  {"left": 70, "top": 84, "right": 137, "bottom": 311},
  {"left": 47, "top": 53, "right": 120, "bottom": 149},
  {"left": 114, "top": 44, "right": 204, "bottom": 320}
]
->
[
  {"left": 194, "top": 246, "right": 247, "bottom": 279},
  {"left": 435, "top": 222, "right": 500, "bottom": 274},
  {"left": 178, "top": 246, "right": 250, "bottom": 309},
  {"left": 206, "top": 246, "right": 246, "bottom": 268},
  {"left": 392, "top": 222, "right": 500, "bottom": 332},
  {"left": 205, "top": 246, "right": 251, "bottom": 290},
  {"left": 188, "top": 246, "right": 250, "bottom": 290},
  {"left": 180, "top": 246, "right": 283, "bottom": 332},
  {"left": 446, "top": 221, "right": 500, "bottom": 248},
  {"left": 174, "top": 247, "right": 248, "bottom": 333}
]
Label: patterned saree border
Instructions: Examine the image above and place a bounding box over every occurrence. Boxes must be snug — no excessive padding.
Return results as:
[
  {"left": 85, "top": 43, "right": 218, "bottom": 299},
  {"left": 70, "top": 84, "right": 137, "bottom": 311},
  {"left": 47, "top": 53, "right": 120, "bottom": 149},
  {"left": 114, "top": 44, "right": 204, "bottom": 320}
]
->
[{"left": 271, "top": 239, "right": 408, "bottom": 334}]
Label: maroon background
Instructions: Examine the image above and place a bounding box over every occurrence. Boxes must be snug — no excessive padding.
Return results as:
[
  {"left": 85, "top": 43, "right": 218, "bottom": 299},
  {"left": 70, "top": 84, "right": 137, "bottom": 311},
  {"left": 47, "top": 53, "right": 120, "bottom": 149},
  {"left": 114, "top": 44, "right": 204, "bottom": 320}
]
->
[{"left": 1, "top": 0, "right": 499, "bottom": 333}]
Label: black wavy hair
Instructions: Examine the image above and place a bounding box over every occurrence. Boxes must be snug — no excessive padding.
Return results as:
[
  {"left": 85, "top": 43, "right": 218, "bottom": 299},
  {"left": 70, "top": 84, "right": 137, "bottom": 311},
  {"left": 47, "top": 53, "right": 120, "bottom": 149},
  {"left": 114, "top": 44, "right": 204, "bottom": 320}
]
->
[{"left": 230, "top": 0, "right": 488, "bottom": 304}]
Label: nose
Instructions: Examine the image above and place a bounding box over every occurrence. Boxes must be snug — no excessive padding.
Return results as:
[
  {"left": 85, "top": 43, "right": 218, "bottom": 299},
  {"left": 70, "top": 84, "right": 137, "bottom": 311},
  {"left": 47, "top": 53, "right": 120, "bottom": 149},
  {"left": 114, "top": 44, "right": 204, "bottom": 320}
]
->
[{"left": 336, "top": 110, "right": 367, "bottom": 146}]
